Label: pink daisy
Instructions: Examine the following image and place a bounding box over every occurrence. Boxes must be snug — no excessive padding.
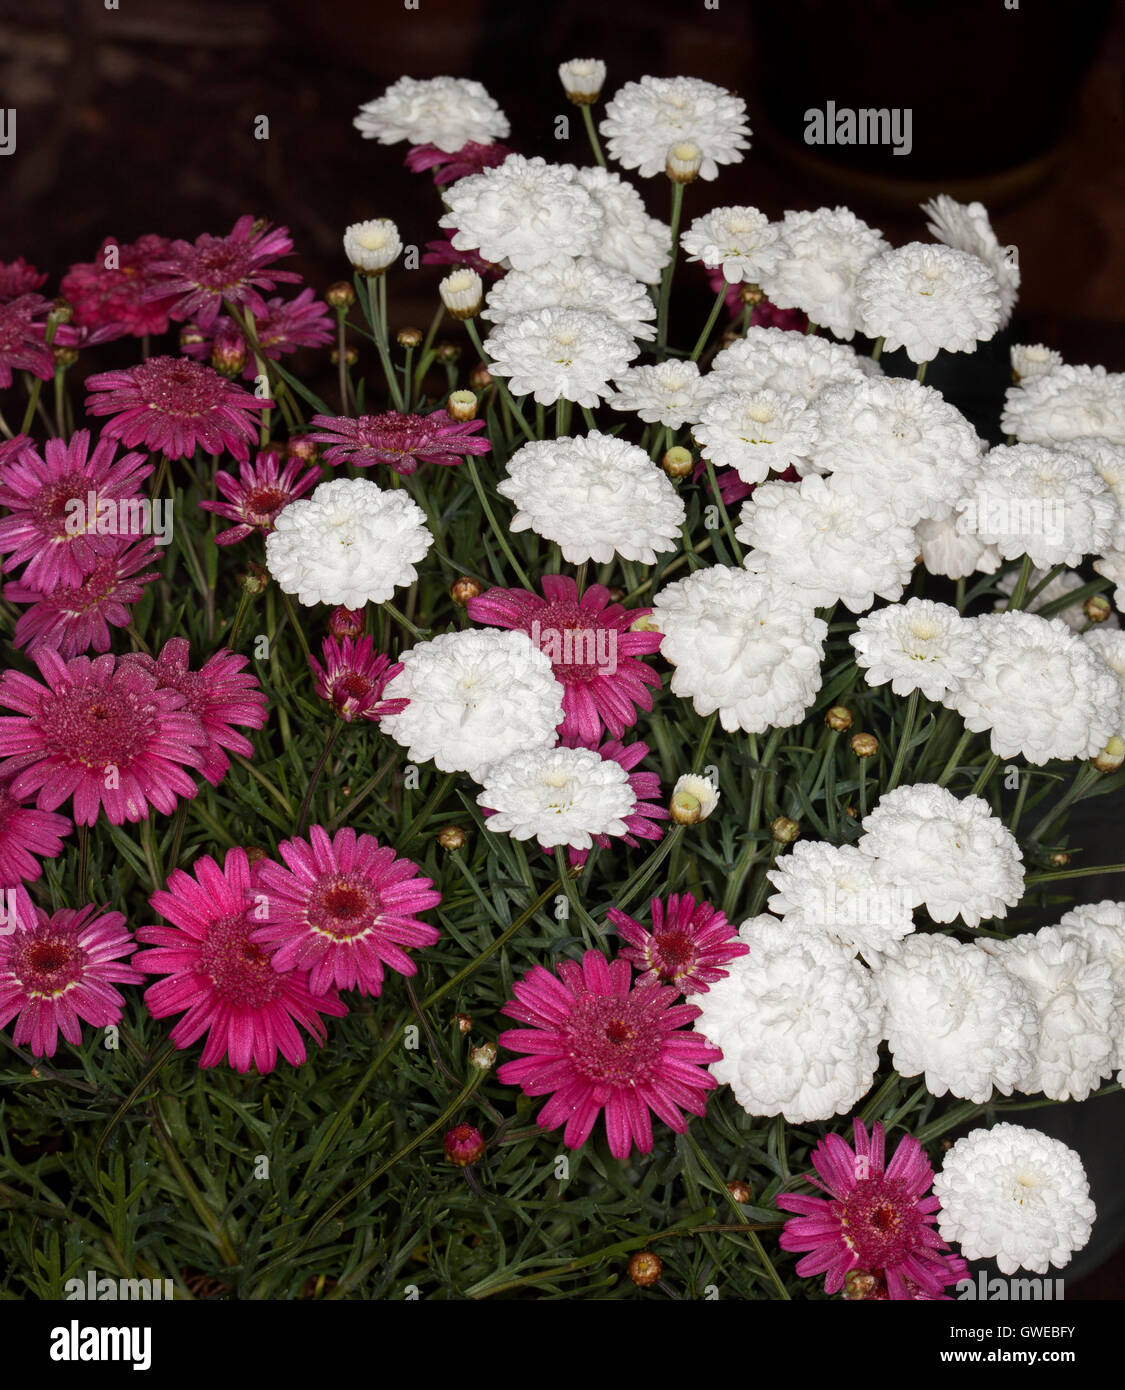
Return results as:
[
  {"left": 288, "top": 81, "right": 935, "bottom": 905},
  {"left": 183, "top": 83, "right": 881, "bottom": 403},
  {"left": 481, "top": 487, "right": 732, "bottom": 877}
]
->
[
  {"left": 119, "top": 637, "right": 268, "bottom": 787},
  {"left": 136, "top": 847, "right": 347, "bottom": 1073},
  {"left": 850, "top": 1253, "right": 970, "bottom": 1301},
  {"left": 405, "top": 140, "right": 512, "bottom": 186},
  {"left": 199, "top": 448, "right": 320, "bottom": 546},
  {"left": 467, "top": 575, "right": 662, "bottom": 744},
  {"left": 84, "top": 356, "right": 271, "bottom": 462},
  {"left": 327, "top": 605, "right": 365, "bottom": 640},
  {"left": 607, "top": 893, "right": 749, "bottom": 994},
  {"left": 6, "top": 536, "right": 160, "bottom": 657},
  {"left": 308, "top": 636, "right": 406, "bottom": 723},
  {"left": 776, "top": 1119, "right": 966, "bottom": 1300},
  {"left": 0, "top": 778, "right": 71, "bottom": 885},
  {"left": 59, "top": 234, "right": 177, "bottom": 338},
  {"left": 0, "top": 647, "right": 207, "bottom": 825},
  {"left": 144, "top": 215, "right": 301, "bottom": 328},
  {"left": 181, "top": 289, "right": 333, "bottom": 378},
  {"left": 498, "top": 950, "right": 722, "bottom": 1159},
  {"left": 307, "top": 409, "right": 491, "bottom": 476},
  {"left": 0, "top": 294, "right": 54, "bottom": 387},
  {"left": 0, "top": 429, "right": 152, "bottom": 590},
  {"left": 422, "top": 232, "right": 504, "bottom": 279},
  {"left": 0, "top": 904, "right": 142, "bottom": 1057},
  {"left": 0, "top": 258, "right": 48, "bottom": 302},
  {"left": 248, "top": 825, "right": 441, "bottom": 996}
]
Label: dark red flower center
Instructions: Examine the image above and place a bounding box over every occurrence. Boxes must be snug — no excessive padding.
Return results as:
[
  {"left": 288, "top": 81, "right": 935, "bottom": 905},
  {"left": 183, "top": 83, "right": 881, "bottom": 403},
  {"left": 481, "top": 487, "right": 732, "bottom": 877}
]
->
[
  {"left": 837, "top": 1176, "right": 925, "bottom": 1271},
  {"left": 651, "top": 929, "right": 696, "bottom": 980},
  {"left": 522, "top": 600, "right": 614, "bottom": 686},
  {"left": 306, "top": 874, "right": 381, "bottom": 942},
  {"left": 564, "top": 991, "right": 664, "bottom": 1088},
  {"left": 34, "top": 677, "right": 151, "bottom": 769},
  {"left": 11, "top": 928, "right": 86, "bottom": 996},
  {"left": 200, "top": 912, "right": 284, "bottom": 1008},
  {"left": 131, "top": 358, "right": 228, "bottom": 417}
]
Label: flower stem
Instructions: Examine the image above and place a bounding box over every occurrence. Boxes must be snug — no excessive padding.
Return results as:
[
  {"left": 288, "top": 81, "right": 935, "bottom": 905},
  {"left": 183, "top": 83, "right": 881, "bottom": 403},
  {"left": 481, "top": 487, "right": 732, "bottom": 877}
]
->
[
  {"left": 656, "top": 181, "right": 685, "bottom": 355},
  {"left": 689, "top": 284, "right": 728, "bottom": 362},
  {"left": 915, "top": 360, "right": 929, "bottom": 383},
  {"left": 296, "top": 722, "right": 342, "bottom": 834},
  {"left": 936, "top": 728, "right": 973, "bottom": 787},
  {"left": 1004, "top": 553, "right": 1035, "bottom": 610},
  {"left": 368, "top": 274, "right": 406, "bottom": 412},
  {"left": 465, "top": 455, "right": 532, "bottom": 588},
  {"left": 871, "top": 335, "right": 884, "bottom": 362},
  {"left": 886, "top": 688, "right": 920, "bottom": 793},
  {"left": 464, "top": 319, "right": 535, "bottom": 442},
  {"left": 580, "top": 104, "right": 606, "bottom": 166},
  {"left": 703, "top": 454, "right": 743, "bottom": 563}
]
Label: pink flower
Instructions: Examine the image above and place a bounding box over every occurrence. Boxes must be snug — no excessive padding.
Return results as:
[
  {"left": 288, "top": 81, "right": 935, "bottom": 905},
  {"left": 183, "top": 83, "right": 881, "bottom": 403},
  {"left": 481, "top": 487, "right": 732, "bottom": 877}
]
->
[
  {"left": 0, "top": 258, "right": 48, "bottom": 302},
  {"left": 119, "top": 637, "right": 268, "bottom": 787},
  {"left": 248, "top": 825, "right": 441, "bottom": 996},
  {"left": 467, "top": 575, "right": 661, "bottom": 744},
  {"left": 443, "top": 1123, "right": 486, "bottom": 1166},
  {"left": 199, "top": 448, "right": 320, "bottom": 545},
  {"left": 498, "top": 950, "right": 722, "bottom": 1159},
  {"left": 307, "top": 409, "right": 490, "bottom": 475},
  {"left": 0, "top": 779, "right": 71, "bottom": 886},
  {"left": 0, "top": 429, "right": 152, "bottom": 590},
  {"left": 60, "top": 235, "right": 177, "bottom": 338},
  {"left": 145, "top": 215, "right": 301, "bottom": 328},
  {"left": 405, "top": 140, "right": 512, "bottom": 185},
  {"left": 84, "top": 356, "right": 271, "bottom": 462},
  {"left": 0, "top": 904, "right": 142, "bottom": 1057},
  {"left": 565, "top": 737, "right": 668, "bottom": 869},
  {"left": 0, "top": 295, "right": 54, "bottom": 387},
  {"left": 327, "top": 606, "right": 365, "bottom": 640},
  {"left": 136, "top": 847, "right": 347, "bottom": 1073},
  {"left": 607, "top": 893, "right": 749, "bottom": 994},
  {"left": 422, "top": 231, "right": 504, "bottom": 279},
  {"left": 0, "top": 647, "right": 207, "bottom": 825},
  {"left": 308, "top": 636, "right": 406, "bottom": 723},
  {"left": 180, "top": 289, "right": 333, "bottom": 377},
  {"left": 705, "top": 265, "right": 809, "bottom": 331},
  {"left": 776, "top": 1120, "right": 966, "bottom": 1300},
  {"left": 5, "top": 536, "right": 160, "bottom": 656}
]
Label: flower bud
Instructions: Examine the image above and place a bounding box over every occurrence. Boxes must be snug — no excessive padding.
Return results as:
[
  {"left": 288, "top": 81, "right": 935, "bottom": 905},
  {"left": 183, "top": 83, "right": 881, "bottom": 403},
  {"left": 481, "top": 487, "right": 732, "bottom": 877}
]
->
[
  {"left": 326, "top": 281, "right": 355, "bottom": 310},
  {"left": 331, "top": 346, "right": 359, "bottom": 367},
  {"left": 450, "top": 576, "right": 484, "bottom": 606},
  {"left": 438, "top": 825, "right": 467, "bottom": 852},
  {"left": 739, "top": 283, "right": 765, "bottom": 306},
  {"left": 211, "top": 329, "right": 247, "bottom": 378},
  {"left": 558, "top": 58, "right": 607, "bottom": 105},
  {"left": 469, "top": 362, "right": 493, "bottom": 391},
  {"left": 1084, "top": 595, "right": 1112, "bottom": 624},
  {"left": 629, "top": 614, "right": 660, "bottom": 634},
  {"left": 843, "top": 1269, "right": 878, "bottom": 1301},
  {"left": 53, "top": 345, "right": 79, "bottom": 369},
  {"left": 469, "top": 1042, "right": 497, "bottom": 1071},
  {"left": 447, "top": 389, "right": 478, "bottom": 422},
  {"left": 662, "top": 445, "right": 694, "bottom": 479},
  {"left": 608, "top": 586, "right": 625, "bottom": 602},
  {"left": 245, "top": 846, "right": 268, "bottom": 866},
  {"left": 286, "top": 436, "right": 319, "bottom": 464},
  {"left": 443, "top": 1123, "right": 485, "bottom": 1167},
  {"left": 435, "top": 340, "right": 461, "bottom": 363},
  {"left": 1092, "top": 735, "right": 1125, "bottom": 773},
  {"left": 1049, "top": 852, "right": 1070, "bottom": 867},
  {"left": 627, "top": 1252, "right": 662, "bottom": 1287},
  {"left": 825, "top": 706, "right": 853, "bottom": 732},
  {"left": 49, "top": 298, "right": 73, "bottom": 325},
  {"left": 179, "top": 324, "right": 207, "bottom": 352},
  {"left": 453, "top": 1012, "right": 473, "bottom": 1034},
  {"left": 771, "top": 816, "right": 800, "bottom": 844},
  {"left": 439, "top": 268, "right": 484, "bottom": 320},
  {"left": 344, "top": 218, "right": 402, "bottom": 275},
  {"left": 666, "top": 141, "right": 703, "bottom": 184},
  {"left": 670, "top": 773, "right": 719, "bottom": 825},
  {"left": 726, "top": 1180, "right": 752, "bottom": 1204},
  {"left": 851, "top": 732, "right": 878, "bottom": 759},
  {"left": 328, "top": 606, "right": 365, "bottom": 640},
  {"left": 240, "top": 563, "right": 270, "bottom": 595},
  {"left": 397, "top": 325, "right": 423, "bottom": 349}
]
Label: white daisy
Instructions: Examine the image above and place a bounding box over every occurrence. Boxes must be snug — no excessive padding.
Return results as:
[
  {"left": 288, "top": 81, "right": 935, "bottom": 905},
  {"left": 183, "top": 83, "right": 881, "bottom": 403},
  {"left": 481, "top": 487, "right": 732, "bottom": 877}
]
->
[
  {"left": 707, "top": 325, "right": 871, "bottom": 401},
  {"left": 1084, "top": 629, "right": 1125, "bottom": 738},
  {"left": 477, "top": 745, "right": 635, "bottom": 850},
  {"left": 1001, "top": 363, "right": 1125, "bottom": 447},
  {"left": 1095, "top": 550, "right": 1125, "bottom": 614},
  {"left": 558, "top": 59, "right": 607, "bottom": 105},
  {"left": 922, "top": 194, "right": 1019, "bottom": 326},
  {"left": 354, "top": 75, "right": 509, "bottom": 153},
  {"left": 693, "top": 388, "right": 819, "bottom": 483},
  {"left": 757, "top": 206, "right": 887, "bottom": 340},
  {"left": 851, "top": 599, "right": 985, "bottom": 701},
  {"left": 1068, "top": 436, "right": 1125, "bottom": 549},
  {"left": 916, "top": 508, "right": 1001, "bottom": 580},
  {"left": 1011, "top": 343, "right": 1063, "bottom": 383},
  {"left": 574, "top": 165, "right": 672, "bottom": 285},
  {"left": 483, "top": 306, "right": 637, "bottom": 408},
  {"left": 680, "top": 206, "right": 783, "bottom": 285},
  {"left": 599, "top": 75, "right": 750, "bottom": 181},
  {"left": 609, "top": 359, "right": 712, "bottom": 429},
  {"left": 482, "top": 256, "right": 655, "bottom": 341},
  {"left": 670, "top": 772, "right": 720, "bottom": 823},
  {"left": 343, "top": 219, "right": 402, "bottom": 275},
  {"left": 1056, "top": 900, "right": 1125, "bottom": 1075}
]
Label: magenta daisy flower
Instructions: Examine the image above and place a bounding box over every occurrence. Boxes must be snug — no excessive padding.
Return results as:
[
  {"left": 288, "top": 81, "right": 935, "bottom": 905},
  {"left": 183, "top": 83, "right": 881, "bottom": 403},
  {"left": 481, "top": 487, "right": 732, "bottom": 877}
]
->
[
  {"left": 181, "top": 289, "right": 334, "bottom": 378},
  {"left": 0, "top": 258, "right": 48, "bottom": 302},
  {"left": 405, "top": 140, "right": 512, "bottom": 185},
  {"left": 0, "top": 294, "right": 54, "bottom": 387},
  {"left": 0, "top": 904, "right": 142, "bottom": 1057},
  {"left": 328, "top": 605, "right": 365, "bottom": 640},
  {"left": 468, "top": 575, "right": 662, "bottom": 744},
  {"left": 84, "top": 356, "right": 270, "bottom": 462},
  {"left": 0, "top": 429, "right": 152, "bottom": 590},
  {"left": 248, "top": 825, "right": 441, "bottom": 996},
  {"left": 136, "top": 847, "right": 347, "bottom": 1073},
  {"left": 6, "top": 537, "right": 160, "bottom": 657},
  {"left": 607, "top": 893, "right": 749, "bottom": 994},
  {"left": 308, "top": 636, "right": 406, "bottom": 723},
  {"left": 307, "top": 409, "right": 491, "bottom": 476},
  {"left": 119, "top": 638, "right": 268, "bottom": 787},
  {"left": 566, "top": 737, "right": 668, "bottom": 869},
  {"left": 60, "top": 234, "right": 177, "bottom": 339},
  {"left": 498, "top": 950, "right": 722, "bottom": 1159},
  {"left": 199, "top": 448, "right": 321, "bottom": 545},
  {"left": 0, "top": 779, "right": 71, "bottom": 886},
  {"left": 776, "top": 1120, "right": 966, "bottom": 1300},
  {"left": 144, "top": 215, "right": 301, "bottom": 328},
  {"left": 0, "top": 647, "right": 207, "bottom": 825}
]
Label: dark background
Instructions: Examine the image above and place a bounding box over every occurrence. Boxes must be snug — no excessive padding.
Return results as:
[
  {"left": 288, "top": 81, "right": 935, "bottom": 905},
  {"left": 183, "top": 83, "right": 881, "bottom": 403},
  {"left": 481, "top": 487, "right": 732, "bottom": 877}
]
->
[{"left": 2, "top": 0, "right": 1124, "bottom": 1297}]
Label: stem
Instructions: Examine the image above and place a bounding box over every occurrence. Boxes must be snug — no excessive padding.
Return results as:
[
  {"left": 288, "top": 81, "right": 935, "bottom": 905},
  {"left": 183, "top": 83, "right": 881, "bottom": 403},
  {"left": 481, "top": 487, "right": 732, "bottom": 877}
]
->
[
  {"left": 296, "top": 722, "right": 342, "bottom": 834},
  {"left": 1026, "top": 862, "right": 1125, "bottom": 886},
  {"left": 335, "top": 308, "right": 351, "bottom": 414},
  {"left": 398, "top": 771, "right": 455, "bottom": 853},
  {"left": 970, "top": 752, "right": 999, "bottom": 797},
  {"left": 1026, "top": 762, "right": 1099, "bottom": 844},
  {"left": 886, "top": 688, "right": 920, "bottom": 793},
  {"left": 368, "top": 274, "right": 406, "bottom": 412},
  {"left": 464, "top": 319, "right": 535, "bottom": 442},
  {"left": 656, "top": 181, "right": 685, "bottom": 355},
  {"left": 871, "top": 336, "right": 884, "bottom": 362},
  {"left": 149, "top": 1100, "right": 239, "bottom": 1269},
  {"left": 689, "top": 285, "right": 728, "bottom": 362},
  {"left": 915, "top": 360, "right": 929, "bottom": 383},
  {"left": 685, "top": 1131, "right": 790, "bottom": 1300},
  {"left": 703, "top": 455, "right": 743, "bottom": 563},
  {"left": 465, "top": 455, "right": 532, "bottom": 588},
  {"left": 381, "top": 599, "right": 426, "bottom": 642},
  {"left": 580, "top": 103, "right": 606, "bottom": 166},
  {"left": 1004, "top": 554, "right": 1035, "bottom": 611},
  {"left": 936, "top": 728, "right": 973, "bottom": 788}
]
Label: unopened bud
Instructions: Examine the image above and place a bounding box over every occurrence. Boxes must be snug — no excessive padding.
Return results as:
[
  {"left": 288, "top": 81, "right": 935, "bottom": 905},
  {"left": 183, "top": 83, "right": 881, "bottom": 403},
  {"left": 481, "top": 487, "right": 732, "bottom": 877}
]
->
[
  {"left": 435, "top": 340, "right": 460, "bottom": 363},
  {"left": 397, "top": 326, "right": 423, "bottom": 349},
  {"left": 453, "top": 1012, "right": 473, "bottom": 1034},
  {"left": 439, "top": 268, "right": 483, "bottom": 320},
  {"left": 607, "top": 586, "right": 625, "bottom": 602},
  {"left": 826, "top": 706, "right": 853, "bottom": 732},
  {"left": 49, "top": 298, "right": 73, "bottom": 324},
  {"left": 469, "top": 1042, "right": 496, "bottom": 1071},
  {"left": 662, "top": 446, "right": 694, "bottom": 479},
  {"left": 326, "top": 281, "right": 355, "bottom": 310},
  {"left": 771, "top": 816, "right": 800, "bottom": 844},
  {"left": 851, "top": 732, "right": 878, "bottom": 759},
  {"left": 1092, "top": 735, "right": 1125, "bottom": 773},
  {"left": 739, "top": 283, "right": 765, "bottom": 306},
  {"left": 666, "top": 140, "right": 703, "bottom": 183},
  {"left": 726, "top": 1180, "right": 752, "bottom": 1204},
  {"left": 286, "top": 435, "right": 319, "bottom": 465},
  {"left": 450, "top": 576, "right": 484, "bottom": 606},
  {"left": 240, "top": 563, "right": 270, "bottom": 595},
  {"left": 328, "top": 606, "right": 365, "bottom": 640},
  {"left": 331, "top": 346, "right": 359, "bottom": 367},
  {"left": 627, "top": 1251, "right": 662, "bottom": 1287},
  {"left": 211, "top": 331, "right": 247, "bottom": 378},
  {"left": 438, "top": 826, "right": 467, "bottom": 852},
  {"left": 558, "top": 58, "right": 607, "bottom": 105},
  {"left": 1049, "top": 852, "right": 1070, "bottom": 867},
  {"left": 53, "top": 345, "right": 79, "bottom": 369},
  {"left": 443, "top": 1123, "right": 485, "bottom": 1167},
  {"left": 844, "top": 1269, "right": 878, "bottom": 1301},
  {"left": 447, "top": 389, "right": 478, "bottom": 422},
  {"left": 670, "top": 773, "right": 719, "bottom": 825},
  {"left": 1084, "top": 595, "right": 1112, "bottom": 624},
  {"left": 469, "top": 362, "right": 493, "bottom": 390}
]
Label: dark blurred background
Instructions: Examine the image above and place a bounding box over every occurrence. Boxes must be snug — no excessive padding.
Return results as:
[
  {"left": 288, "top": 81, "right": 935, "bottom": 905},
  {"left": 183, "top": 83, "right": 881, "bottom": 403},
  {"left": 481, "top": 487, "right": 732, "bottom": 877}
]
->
[{"left": 2, "top": 0, "right": 1124, "bottom": 1297}]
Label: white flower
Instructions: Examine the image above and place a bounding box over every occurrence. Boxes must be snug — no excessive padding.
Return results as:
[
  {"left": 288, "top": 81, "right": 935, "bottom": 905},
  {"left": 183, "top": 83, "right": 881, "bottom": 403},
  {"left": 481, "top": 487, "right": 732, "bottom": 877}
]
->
[
  {"left": 958, "top": 443, "right": 1117, "bottom": 569},
  {"left": 265, "top": 478, "right": 431, "bottom": 609},
  {"left": 983, "top": 926, "right": 1119, "bottom": 1101},
  {"left": 1084, "top": 629, "right": 1125, "bottom": 738},
  {"left": 482, "top": 256, "right": 655, "bottom": 341},
  {"left": 693, "top": 388, "right": 819, "bottom": 483},
  {"left": 1011, "top": 343, "right": 1063, "bottom": 383},
  {"left": 651, "top": 566, "right": 826, "bottom": 733},
  {"left": 876, "top": 935, "right": 1037, "bottom": 1103},
  {"left": 671, "top": 772, "right": 720, "bottom": 822},
  {"left": 498, "top": 431, "right": 684, "bottom": 565},
  {"left": 439, "top": 156, "right": 603, "bottom": 272},
  {"left": 438, "top": 268, "right": 483, "bottom": 319},
  {"left": 757, "top": 207, "right": 887, "bottom": 340},
  {"left": 1069, "top": 436, "right": 1125, "bottom": 549},
  {"left": 1002, "top": 364, "right": 1125, "bottom": 447},
  {"left": 851, "top": 599, "right": 985, "bottom": 701},
  {"left": 599, "top": 75, "right": 750, "bottom": 181},
  {"left": 354, "top": 75, "right": 509, "bottom": 152},
  {"left": 379, "top": 630, "right": 562, "bottom": 782},
  {"left": 558, "top": 59, "right": 606, "bottom": 104},
  {"left": 1095, "top": 550, "right": 1125, "bottom": 614},
  {"left": 934, "top": 1125, "right": 1096, "bottom": 1275},
  {"left": 1056, "top": 900, "right": 1125, "bottom": 1075},
  {"left": 692, "top": 914, "right": 882, "bottom": 1124},
  {"left": 482, "top": 306, "right": 637, "bottom": 408},
  {"left": 856, "top": 242, "right": 1003, "bottom": 363},
  {"left": 609, "top": 359, "right": 711, "bottom": 428},
  {"left": 477, "top": 745, "right": 635, "bottom": 850},
  {"left": 994, "top": 566, "right": 1118, "bottom": 633},
  {"left": 858, "top": 784, "right": 1024, "bottom": 928},
  {"left": 922, "top": 194, "right": 1019, "bottom": 326},
  {"left": 765, "top": 840, "right": 914, "bottom": 959},
  {"left": 343, "top": 219, "right": 401, "bottom": 274},
  {"left": 666, "top": 141, "right": 703, "bottom": 182},
  {"left": 574, "top": 166, "right": 672, "bottom": 285},
  {"left": 813, "top": 377, "right": 983, "bottom": 523},
  {"left": 708, "top": 325, "right": 871, "bottom": 401},
  {"left": 680, "top": 206, "right": 783, "bottom": 284},
  {"left": 950, "top": 610, "right": 1122, "bottom": 763},
  {"left": 916, "top": 508, "right": 1000, "bottom": 580},
  {"left": 738, "top": 473, "right": 917, "bottom": 614}
]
